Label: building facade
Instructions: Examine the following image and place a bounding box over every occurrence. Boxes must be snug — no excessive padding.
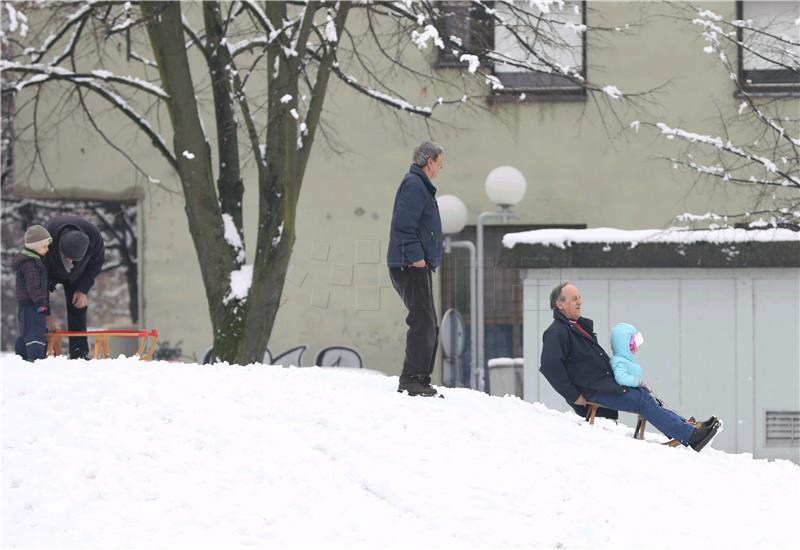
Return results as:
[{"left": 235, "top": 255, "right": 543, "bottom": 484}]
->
[{"left": 4, "top": 1, "right": 797, "bottom": 402}]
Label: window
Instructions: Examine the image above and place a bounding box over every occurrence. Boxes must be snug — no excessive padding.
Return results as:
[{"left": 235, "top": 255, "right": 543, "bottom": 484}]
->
[
  {"left": 435, "top": 1, "right": 495, "bottom": 67},
  {"left": 439, "top": 223, "right": 586, "bottom": 388},
  {"left": 738, "top": 1, "right": 800, "bottom": 94},
  {"left": 437, "top": 1, "right": 587, "bottom": 100},
  {"left": 492, "top": 0, "right": 586, "bottom": 99}
]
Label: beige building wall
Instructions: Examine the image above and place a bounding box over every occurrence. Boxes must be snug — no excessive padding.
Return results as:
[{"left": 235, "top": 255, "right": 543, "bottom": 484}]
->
[{"left": 10, "top": 2, "right": 793, "bottom": 374}]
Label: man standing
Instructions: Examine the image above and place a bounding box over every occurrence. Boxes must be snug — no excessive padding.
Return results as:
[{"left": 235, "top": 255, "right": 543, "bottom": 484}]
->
[
  {"left": 43, "top": 215, "right": 105, "bottom": 359},
  {"left": 387, "top": 141, "right": 445, "bottom": 396},
  {"left": 540, "top": 282, "right": 721, "bottom": 451}
]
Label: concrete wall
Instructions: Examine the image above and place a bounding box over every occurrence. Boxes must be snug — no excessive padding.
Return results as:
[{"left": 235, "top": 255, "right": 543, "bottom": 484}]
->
[{"left": 522, "top": 267, "right": 800, "bottom": 462}]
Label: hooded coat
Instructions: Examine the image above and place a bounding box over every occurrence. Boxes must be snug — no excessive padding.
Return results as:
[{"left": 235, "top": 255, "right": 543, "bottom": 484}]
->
[{"left": 609, "top": 322, "right": 644, "bottom": 387}]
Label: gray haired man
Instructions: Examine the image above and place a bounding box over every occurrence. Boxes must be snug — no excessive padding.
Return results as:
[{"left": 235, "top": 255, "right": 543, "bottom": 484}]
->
[{"left": 387, "top": 141, "right": 446, "bottom": 396}]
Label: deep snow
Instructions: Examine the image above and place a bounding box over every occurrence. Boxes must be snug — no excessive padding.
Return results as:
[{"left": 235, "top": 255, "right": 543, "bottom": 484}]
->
[{"left": 2, "top": 355, "right": 798, "bottom": 549}]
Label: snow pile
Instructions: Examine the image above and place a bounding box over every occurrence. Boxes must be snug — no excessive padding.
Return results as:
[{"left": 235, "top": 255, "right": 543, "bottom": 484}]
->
[
  {"left": 503, "top": 227, "right": 800, "bottom": 249},
  {"left": 2, "top": 355, "right": 798, "bottom": 549}
]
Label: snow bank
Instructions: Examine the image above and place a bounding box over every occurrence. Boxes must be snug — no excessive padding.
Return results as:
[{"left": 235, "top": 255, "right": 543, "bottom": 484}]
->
[
  {"left": 2, "top": 355, "right": 797, "bottom": 549},
  {"left": 503, "top": 227, "right": 800, "bottom": 249}
]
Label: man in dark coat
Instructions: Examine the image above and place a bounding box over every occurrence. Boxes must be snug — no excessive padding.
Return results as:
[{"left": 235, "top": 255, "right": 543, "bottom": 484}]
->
[
  {"left": 387, "top": 141, "right": 445, "bottom": 397},
  {"left": 540, "top": 282, "right": 721, "bottom": 451},
  {"left": 43, "top": 215, "right": 105, "bottom": 359}
]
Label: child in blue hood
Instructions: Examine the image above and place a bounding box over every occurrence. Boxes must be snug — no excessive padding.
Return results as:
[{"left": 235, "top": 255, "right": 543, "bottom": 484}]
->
[
  {"left": 609, "top": 322, "right": 647, "bottom": 388},
  {"left": 610, "top": 321, "right": 720, "bottom": 438}
]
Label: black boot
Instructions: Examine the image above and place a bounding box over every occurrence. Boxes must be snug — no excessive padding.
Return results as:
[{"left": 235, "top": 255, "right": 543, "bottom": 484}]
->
[
  {"left": 689, "top": 418, "right": 721, "bottom": 452},
  {"left": 397, "top": 379, "right": 438, "bottom": 397},
  {"left": 701, "top": 416, "right": 718, "bottom": 428}
]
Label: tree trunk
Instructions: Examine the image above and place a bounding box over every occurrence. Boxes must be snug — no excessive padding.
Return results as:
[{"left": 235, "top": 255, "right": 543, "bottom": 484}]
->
[{"left": 142, "top": 2, "right": 245, "bottom": 363}]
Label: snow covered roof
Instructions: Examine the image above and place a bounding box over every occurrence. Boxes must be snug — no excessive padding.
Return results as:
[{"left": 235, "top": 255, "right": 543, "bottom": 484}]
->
[
  {"left": 503, "top": 227, "right": 800, "bottom": 249},
  {"left": 499, "top": 227, "right": 800, "bottom": 269}
]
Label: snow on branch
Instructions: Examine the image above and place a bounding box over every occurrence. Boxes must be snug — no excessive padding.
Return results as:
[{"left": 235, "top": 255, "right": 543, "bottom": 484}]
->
[
  {"left": 651, "top": 121, "right": 798, "bottom": 185},
  {"left": 8, "top": 67, "right": 178, "bottom": 171},
  {"left": 71, "top": 79, "right": 177, "bottom": 171},
  {"left": 230, "top": 37, "right": 269, "bottom": 57},
  {"left": 3, "top": 3, "right": 29, "bottom": 38},
  {"left": 24, "top": 1, "right": 94, "bottom": 64},
  {"left": 222, "top": 213, "right": 246, "bottom": 263},
  {"left": 1, "top": 61, "right": 169, "bottom": 100},
  {"left": 411, "top": 25, "right": 444, "bottom": 50},
  {"left": 330, "top": 63, "right": 434, "bottom": 116}
]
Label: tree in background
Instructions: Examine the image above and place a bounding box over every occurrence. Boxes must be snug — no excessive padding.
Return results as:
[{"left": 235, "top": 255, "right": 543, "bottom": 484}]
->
[
  {"left": 1, "top": 1, "right": 645, "bottom": 364},
  {"left": 638, "top": 2, "right": 799, "bottom": 230}
]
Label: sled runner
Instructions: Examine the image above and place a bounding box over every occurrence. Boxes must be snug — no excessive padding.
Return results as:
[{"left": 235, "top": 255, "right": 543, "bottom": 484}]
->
[{"left": 46, "top": 329, "right": 159, "bottom": 360}]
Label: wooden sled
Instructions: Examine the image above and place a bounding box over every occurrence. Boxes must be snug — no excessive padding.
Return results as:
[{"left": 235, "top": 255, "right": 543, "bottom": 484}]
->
[
  {"left": 46, "top": 329, "right": 159, "bottom": 360},
  {"left": 585, "top": 402, "right": 683, "bottom": 447}
]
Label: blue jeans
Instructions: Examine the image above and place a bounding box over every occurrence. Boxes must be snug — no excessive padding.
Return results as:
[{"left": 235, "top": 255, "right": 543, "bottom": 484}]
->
[{"left": 585, "top": 387, "right": 695, "bottom": 445}]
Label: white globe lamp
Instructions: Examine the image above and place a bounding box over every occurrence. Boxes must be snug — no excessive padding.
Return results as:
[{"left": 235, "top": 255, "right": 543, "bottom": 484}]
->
[
  {"left": 438, "top": 194, "right": 468, "bottom": 235},
  {"left": 484, "top": 165, "right": 526, "bottom": 208}
]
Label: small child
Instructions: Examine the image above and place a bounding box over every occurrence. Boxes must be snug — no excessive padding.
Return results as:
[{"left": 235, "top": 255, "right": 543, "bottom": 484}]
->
[
  {"left": 611, "top": 321, "right": 720, "bottom": 441},
  {"left": 13, "top": 225, "right": 52, "bottom": 362},
  {"left": 609, "top": 322, "right": 646, "bottom": 388}
]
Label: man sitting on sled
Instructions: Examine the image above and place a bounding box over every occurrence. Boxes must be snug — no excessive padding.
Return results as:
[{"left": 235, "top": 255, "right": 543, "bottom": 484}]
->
[{"left": 540, "top": 282, "right": 721, "bottom": 452}]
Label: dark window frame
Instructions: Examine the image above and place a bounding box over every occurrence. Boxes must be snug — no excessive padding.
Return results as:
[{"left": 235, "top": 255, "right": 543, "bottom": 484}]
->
[
  {"left": 736, "top": 0, "right": 800, "bottom": 96},
  {"left": 491, "top": 0, "right": 587, "bottom": 102},
  {"left": 434, "top": 1, "right": 496, "bottom": 69},
  {"left": 435, "top": 1, "right": 587, "bottom": 102}
]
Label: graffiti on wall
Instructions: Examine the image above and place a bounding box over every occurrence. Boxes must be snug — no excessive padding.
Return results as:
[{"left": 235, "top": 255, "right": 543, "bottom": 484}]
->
[{"left": 203, "top": 345, "right": 363, "bottom": 368}]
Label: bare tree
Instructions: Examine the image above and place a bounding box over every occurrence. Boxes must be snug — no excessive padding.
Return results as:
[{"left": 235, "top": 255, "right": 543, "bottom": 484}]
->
[
  {"left": 1, "top": 1, "right": 645, "bottom": 364},
  {"left": 636, "top": 2, "right": 799, "bottom": 230}
]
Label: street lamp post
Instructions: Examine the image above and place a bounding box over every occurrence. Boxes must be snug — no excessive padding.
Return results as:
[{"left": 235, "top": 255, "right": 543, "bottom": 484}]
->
[
  {"left": 476, "top": 166, "right": 527, "bottom": 393},
  {"left": 437, "top": 195, "right": 477, "bottom": 389}
]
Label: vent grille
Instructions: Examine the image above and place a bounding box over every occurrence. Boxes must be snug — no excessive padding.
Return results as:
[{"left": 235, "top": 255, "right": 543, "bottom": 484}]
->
[{"left": 766, "top": 411, "right": 800, "bottom": 447}]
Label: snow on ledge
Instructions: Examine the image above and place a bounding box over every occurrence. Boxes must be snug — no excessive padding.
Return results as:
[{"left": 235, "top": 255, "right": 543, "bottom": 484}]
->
[
  {"left": 487, "top": 357, "right": 524, "bottom": 368},
  {"left": 503, "top": 227, "right": 800, "bottom": 249}
]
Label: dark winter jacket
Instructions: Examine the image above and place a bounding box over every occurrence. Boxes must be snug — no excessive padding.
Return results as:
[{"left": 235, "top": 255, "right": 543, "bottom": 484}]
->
[
  {"left": 43, "top": 216, "right": 105, "bottom": 293},
  {"left": 13, "top": 249, "right": 50, "bottom": 311},
  {"left": 386, "top": 165, "right": 444, "bottom": 271},
  {"left": 540, "top": 310, "right": 623, "bottom": 406}
]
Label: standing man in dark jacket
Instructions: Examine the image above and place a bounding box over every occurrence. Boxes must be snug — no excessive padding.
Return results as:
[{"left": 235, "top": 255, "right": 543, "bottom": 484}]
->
[
  {"left": 387, "top": 141, "right": 445, "bottom": 397},
  {"left": 540, "top": 282, "right": 721, "bottom": 452},
  {"left": 43, "top": 215, "right": 105, "bottom": 359}
]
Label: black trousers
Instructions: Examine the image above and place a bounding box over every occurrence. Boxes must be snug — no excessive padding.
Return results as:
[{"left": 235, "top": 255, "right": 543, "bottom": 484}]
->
[
  {"left": 62, "top": 284, "right": 89, "bottom": 359},
  {"left": 389, "top": 267, "right": 439, "bottom": 385}
]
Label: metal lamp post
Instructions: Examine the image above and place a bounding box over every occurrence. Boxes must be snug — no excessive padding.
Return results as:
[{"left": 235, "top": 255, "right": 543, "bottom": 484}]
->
[
  {"left": 437, "top": 194, "right": 477, "bottom": 389},
  {"left": 477, "top": 166, "right": 527, "bottom": 393}
]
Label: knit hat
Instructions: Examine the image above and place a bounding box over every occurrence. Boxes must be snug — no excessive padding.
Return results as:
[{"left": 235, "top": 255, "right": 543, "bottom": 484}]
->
[
  {"left": 59, "top": 230, "right": 90, "bottom": 260},
  {"left": 23, "top": 225, "right": 52, "bottom": 249}
]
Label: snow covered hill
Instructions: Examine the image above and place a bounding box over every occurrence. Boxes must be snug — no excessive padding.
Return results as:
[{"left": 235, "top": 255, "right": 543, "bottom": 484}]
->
[{"left": 2, "top": 355, "right": 798, "bottom": 549}]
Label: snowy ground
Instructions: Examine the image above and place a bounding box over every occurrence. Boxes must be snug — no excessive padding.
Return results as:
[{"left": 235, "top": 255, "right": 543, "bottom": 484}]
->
[{"left": 2, "top": 355, "right": 798, "bottom": 550}]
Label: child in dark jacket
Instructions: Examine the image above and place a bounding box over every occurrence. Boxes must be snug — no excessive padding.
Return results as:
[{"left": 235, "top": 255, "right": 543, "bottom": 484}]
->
[{"left": 13, "top": 225, "right": 53, "bottom": 361}]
